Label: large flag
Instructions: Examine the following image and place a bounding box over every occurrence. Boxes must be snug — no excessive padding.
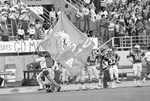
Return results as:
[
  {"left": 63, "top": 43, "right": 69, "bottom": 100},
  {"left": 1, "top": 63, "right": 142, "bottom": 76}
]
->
[{"left": 40, "top": 12, "right": 94, "bottom": 75}]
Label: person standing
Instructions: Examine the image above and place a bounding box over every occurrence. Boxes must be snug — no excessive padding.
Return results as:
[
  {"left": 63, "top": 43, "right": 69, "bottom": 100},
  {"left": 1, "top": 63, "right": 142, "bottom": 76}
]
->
[
  {"left": 104, "top": 49, "right": 120, "bottom": 88},
  {"left": 75, "top": 9, "right": 83, "bottom": 31},
  {"left": 112, "top": 47, "right": 121, "bottom": 84},
  {"left": 143, "top": 47, "right": 150, "bottom": 83},
  {"left": 99, "top": 48, "right": 109, "bottom": 88},
  {"left": 127, "top": 45, "right": 145, "bottom": 87},
  {"left": 82, "top": 4, "right": 90, "bottom": 33},
  {"left": 49, "top": 7, "right": 56, "bottom": 27},
  {"left": 100, "top": 14, "right": 108, "bottom": 42},
  {"left": 64, "top": 4, "right": 72, "bottom": 20},
  {"left": 19, "top": 9, "right": 30, "bottom": 36},
  {"left": 95, "top": 10, "right": 101, "bottom": 37},
  {"left": 34, "top": 19, "right": 41, "bottom": 40},
  {"left": 8, "top": 7, "right": 19, "bottom": 36},
  {"left": 87, "top": 50, "right": 101, "bottom": 90}
]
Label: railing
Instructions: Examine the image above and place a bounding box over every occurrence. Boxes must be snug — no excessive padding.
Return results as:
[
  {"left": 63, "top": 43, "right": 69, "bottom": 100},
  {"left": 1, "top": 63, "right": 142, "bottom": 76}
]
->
[
  {"left": 24, "top": 2, "right": 50, "bottom": 22},
  {"left": 64, "top": 0, "right": 85, "bottom": 9},
  {"left": 26, "top": 1, "right": 50, "bottom": 22},
  {"left": 98, "top": 35, "right": 150, "bottom": 51}
]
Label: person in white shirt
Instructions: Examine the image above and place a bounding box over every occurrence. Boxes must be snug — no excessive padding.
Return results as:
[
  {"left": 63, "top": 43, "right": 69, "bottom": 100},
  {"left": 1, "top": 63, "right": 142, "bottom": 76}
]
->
[
  {"left": 49, "top": 7, "right": 56, "bottom": 27},
  {"left": 17, "top": 23, "right": 25, "bottom": 40},
  {"left": 100, "top": 8, "right": 108, "bottom": 18},
  {"left": 95, "top": 10, "right": 101, "bottom": 37},
  {"left": 75, "top": 9, "right": 83, "bottom": 30},
  {"left": 84, "top": 0, "right": 91, "bottom": 4},
  {"left": 19, "top": 9, "right": 30, "bottom": 36},
  {"left": 82, "top": 4, "right": 90, "bottom": 33},
  {"left": 90, "top": 3, "right": 96, "bottom": 22},
  {"left": 36, "top": 52, "right": 61, "bottom": 92},
  {"left": 27, "top": 24, "right": 36, "bottom": 40},
  {"left": 8, "top": 7, "right": 19, "bottom": 36},
  {"left": 108, "top": 18, "right": 115, "bottom": 39},
  {"left": 143, "top": 47, "right": 150, "bottom": 83}
]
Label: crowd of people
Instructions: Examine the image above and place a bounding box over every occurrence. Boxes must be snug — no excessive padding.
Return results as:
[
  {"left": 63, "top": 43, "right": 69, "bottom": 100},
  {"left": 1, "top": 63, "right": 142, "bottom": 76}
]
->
[
  {"left": 0, "top": 0, "right": 55, "bottom": 41},
  {"left": 73, "top": 0, "right": 150, "bottom": 43},
  {"left": 23, "top": 44, "right": 150, "bottom": 93}
]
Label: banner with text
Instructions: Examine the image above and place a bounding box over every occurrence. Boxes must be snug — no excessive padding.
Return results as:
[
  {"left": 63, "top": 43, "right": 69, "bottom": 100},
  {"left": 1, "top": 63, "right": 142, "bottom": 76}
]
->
[{"left": 0, "top": 38, "right": 98, "bottom": 53}]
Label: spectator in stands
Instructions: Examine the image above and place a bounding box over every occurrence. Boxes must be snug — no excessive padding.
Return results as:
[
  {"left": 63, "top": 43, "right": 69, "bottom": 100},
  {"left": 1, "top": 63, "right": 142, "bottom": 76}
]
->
[
  {"left": 90, "top": 3, "right": 96, "bottom": 22},
  {"left": 0, "top": 21, "right": 9, "bottom": 41},
  {"left": 64, "top": 4, "right": 72, "bottom": 20},
  {"left": 17, "top": 23, "right": 25, "bottom": 40},
  {"left": 19, "top": 9, "right": 30, "bottom": 36},
  {"left": 8, "top": 7, "right": 19, "bottom": 36},
  {"left": 49, "top": 7, "right": 56, "bottom": 28},
  {"left": 75, "top": 8, "right": 83, "bottom": 31},
  {"left": 57, "top": 7, "right": 61, "bottom": 17},
  {"left": 42, "top": 19, "right": 51, "bottom": 35},
  {"left": 128, "top": 19, "right": 136, "bottom": 36},
  {"left": 145, "top": 19, "right": 150, "bottom": 35},
  {"left": 34, "top": 19, "right": 41, "bottom": 40},
  {"left": 39, "top": 27, "right": 45, "bottom": 39},
  {"left": 100, "top": 14, "right": 108, "bottom": 42},
  {"left": 108, "top": 18, "right": 115, "bottom": 39},
  {"left": 136, "top": 19, "right": 144, "bottom": 36},
  {"left": 95, "top": 10, "right": 101, "bottom": 37},
  {"left": 82, "top": 4, "right": 90, "bottom": 33},
  {"left": 100, "top": 7, "right": 108, "bottom": 18},
  {"left": 28, "top": 24, "right": 36, "bottom": 40}
]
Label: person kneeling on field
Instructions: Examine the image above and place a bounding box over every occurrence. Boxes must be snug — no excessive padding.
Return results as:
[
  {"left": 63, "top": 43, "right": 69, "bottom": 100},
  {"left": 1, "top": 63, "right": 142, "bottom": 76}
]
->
[
  {"left": 127, "top": 45, "right": 145, "bottom": 87},
  {"left": 36, "top": 52, "right": 61, "bottom": 92},
  {"left": 40, "top": 67, "right": 55, "bottom": 93}
]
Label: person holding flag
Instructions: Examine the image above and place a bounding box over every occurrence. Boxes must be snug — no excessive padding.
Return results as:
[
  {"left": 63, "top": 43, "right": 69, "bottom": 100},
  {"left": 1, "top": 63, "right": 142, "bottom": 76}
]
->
[{"left": 36, "top": 52, "right": 61, "bottom": 92}]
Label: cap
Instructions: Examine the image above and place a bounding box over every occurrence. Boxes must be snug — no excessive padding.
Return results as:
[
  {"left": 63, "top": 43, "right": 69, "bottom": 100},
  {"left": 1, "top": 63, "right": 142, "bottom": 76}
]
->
[
  {"left": 13, "top": 5, "right": 19, "bottom": 9},
  {"left": 9, "top": 7, "right": 16, "bottom": 11},
  {"left": 21, "top": 9, "right": 28, "bottom": 13},
  {"left": 134, "top": 44, "right": 140, "bottom": 49},
  {"left": 107, "top": 48, "right": 113, "bottom": 52},
  {"left": 1, "top": 11, "right": 8, "bottom": 15}
]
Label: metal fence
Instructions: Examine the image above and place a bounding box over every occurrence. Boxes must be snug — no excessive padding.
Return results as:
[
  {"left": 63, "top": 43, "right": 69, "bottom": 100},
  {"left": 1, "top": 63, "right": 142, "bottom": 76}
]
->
[{"left": 98, "top": 35, "right": 150, "bottom": 51}]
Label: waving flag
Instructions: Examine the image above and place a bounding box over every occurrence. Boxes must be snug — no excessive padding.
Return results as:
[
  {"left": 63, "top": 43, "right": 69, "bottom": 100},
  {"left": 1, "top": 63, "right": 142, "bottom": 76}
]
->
[{"left": 40, "top": 12, "right": 94, "bottom": 75}]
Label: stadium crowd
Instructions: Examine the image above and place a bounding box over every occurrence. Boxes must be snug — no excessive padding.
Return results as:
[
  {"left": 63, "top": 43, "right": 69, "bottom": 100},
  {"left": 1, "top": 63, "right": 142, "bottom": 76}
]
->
[
  {"left": 0, "top": 0, "right": 51, "bottom": 41},
  {"left": 73, "top": 0, "right": 150, "bottom": 42}
]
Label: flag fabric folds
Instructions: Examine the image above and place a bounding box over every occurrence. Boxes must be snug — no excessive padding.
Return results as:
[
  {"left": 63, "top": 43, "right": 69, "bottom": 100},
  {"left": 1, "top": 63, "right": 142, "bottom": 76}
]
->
[{"left": 40, "top": 12, "right": 94, "bottom": 75}]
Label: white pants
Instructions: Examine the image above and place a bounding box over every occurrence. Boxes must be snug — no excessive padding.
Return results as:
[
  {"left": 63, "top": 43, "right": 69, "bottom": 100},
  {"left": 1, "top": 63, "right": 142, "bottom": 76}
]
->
[
  {"left": 109, "top": 65, "right": 118, "bottom": 80},
  {"left": 61, "top": 68, "right": 70, "bottom": 82},
  {"left": 36, "top": 68, "right": 54, "bottom": 88},
  {"left": 75, "top": 68, "right": 85, "bottom": 83},
  {"left": 87, "top": 65, "right": 99, "bottom": 81},
  {"left": 133, "top": 63, "right": 142, "bottom": 77}
]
